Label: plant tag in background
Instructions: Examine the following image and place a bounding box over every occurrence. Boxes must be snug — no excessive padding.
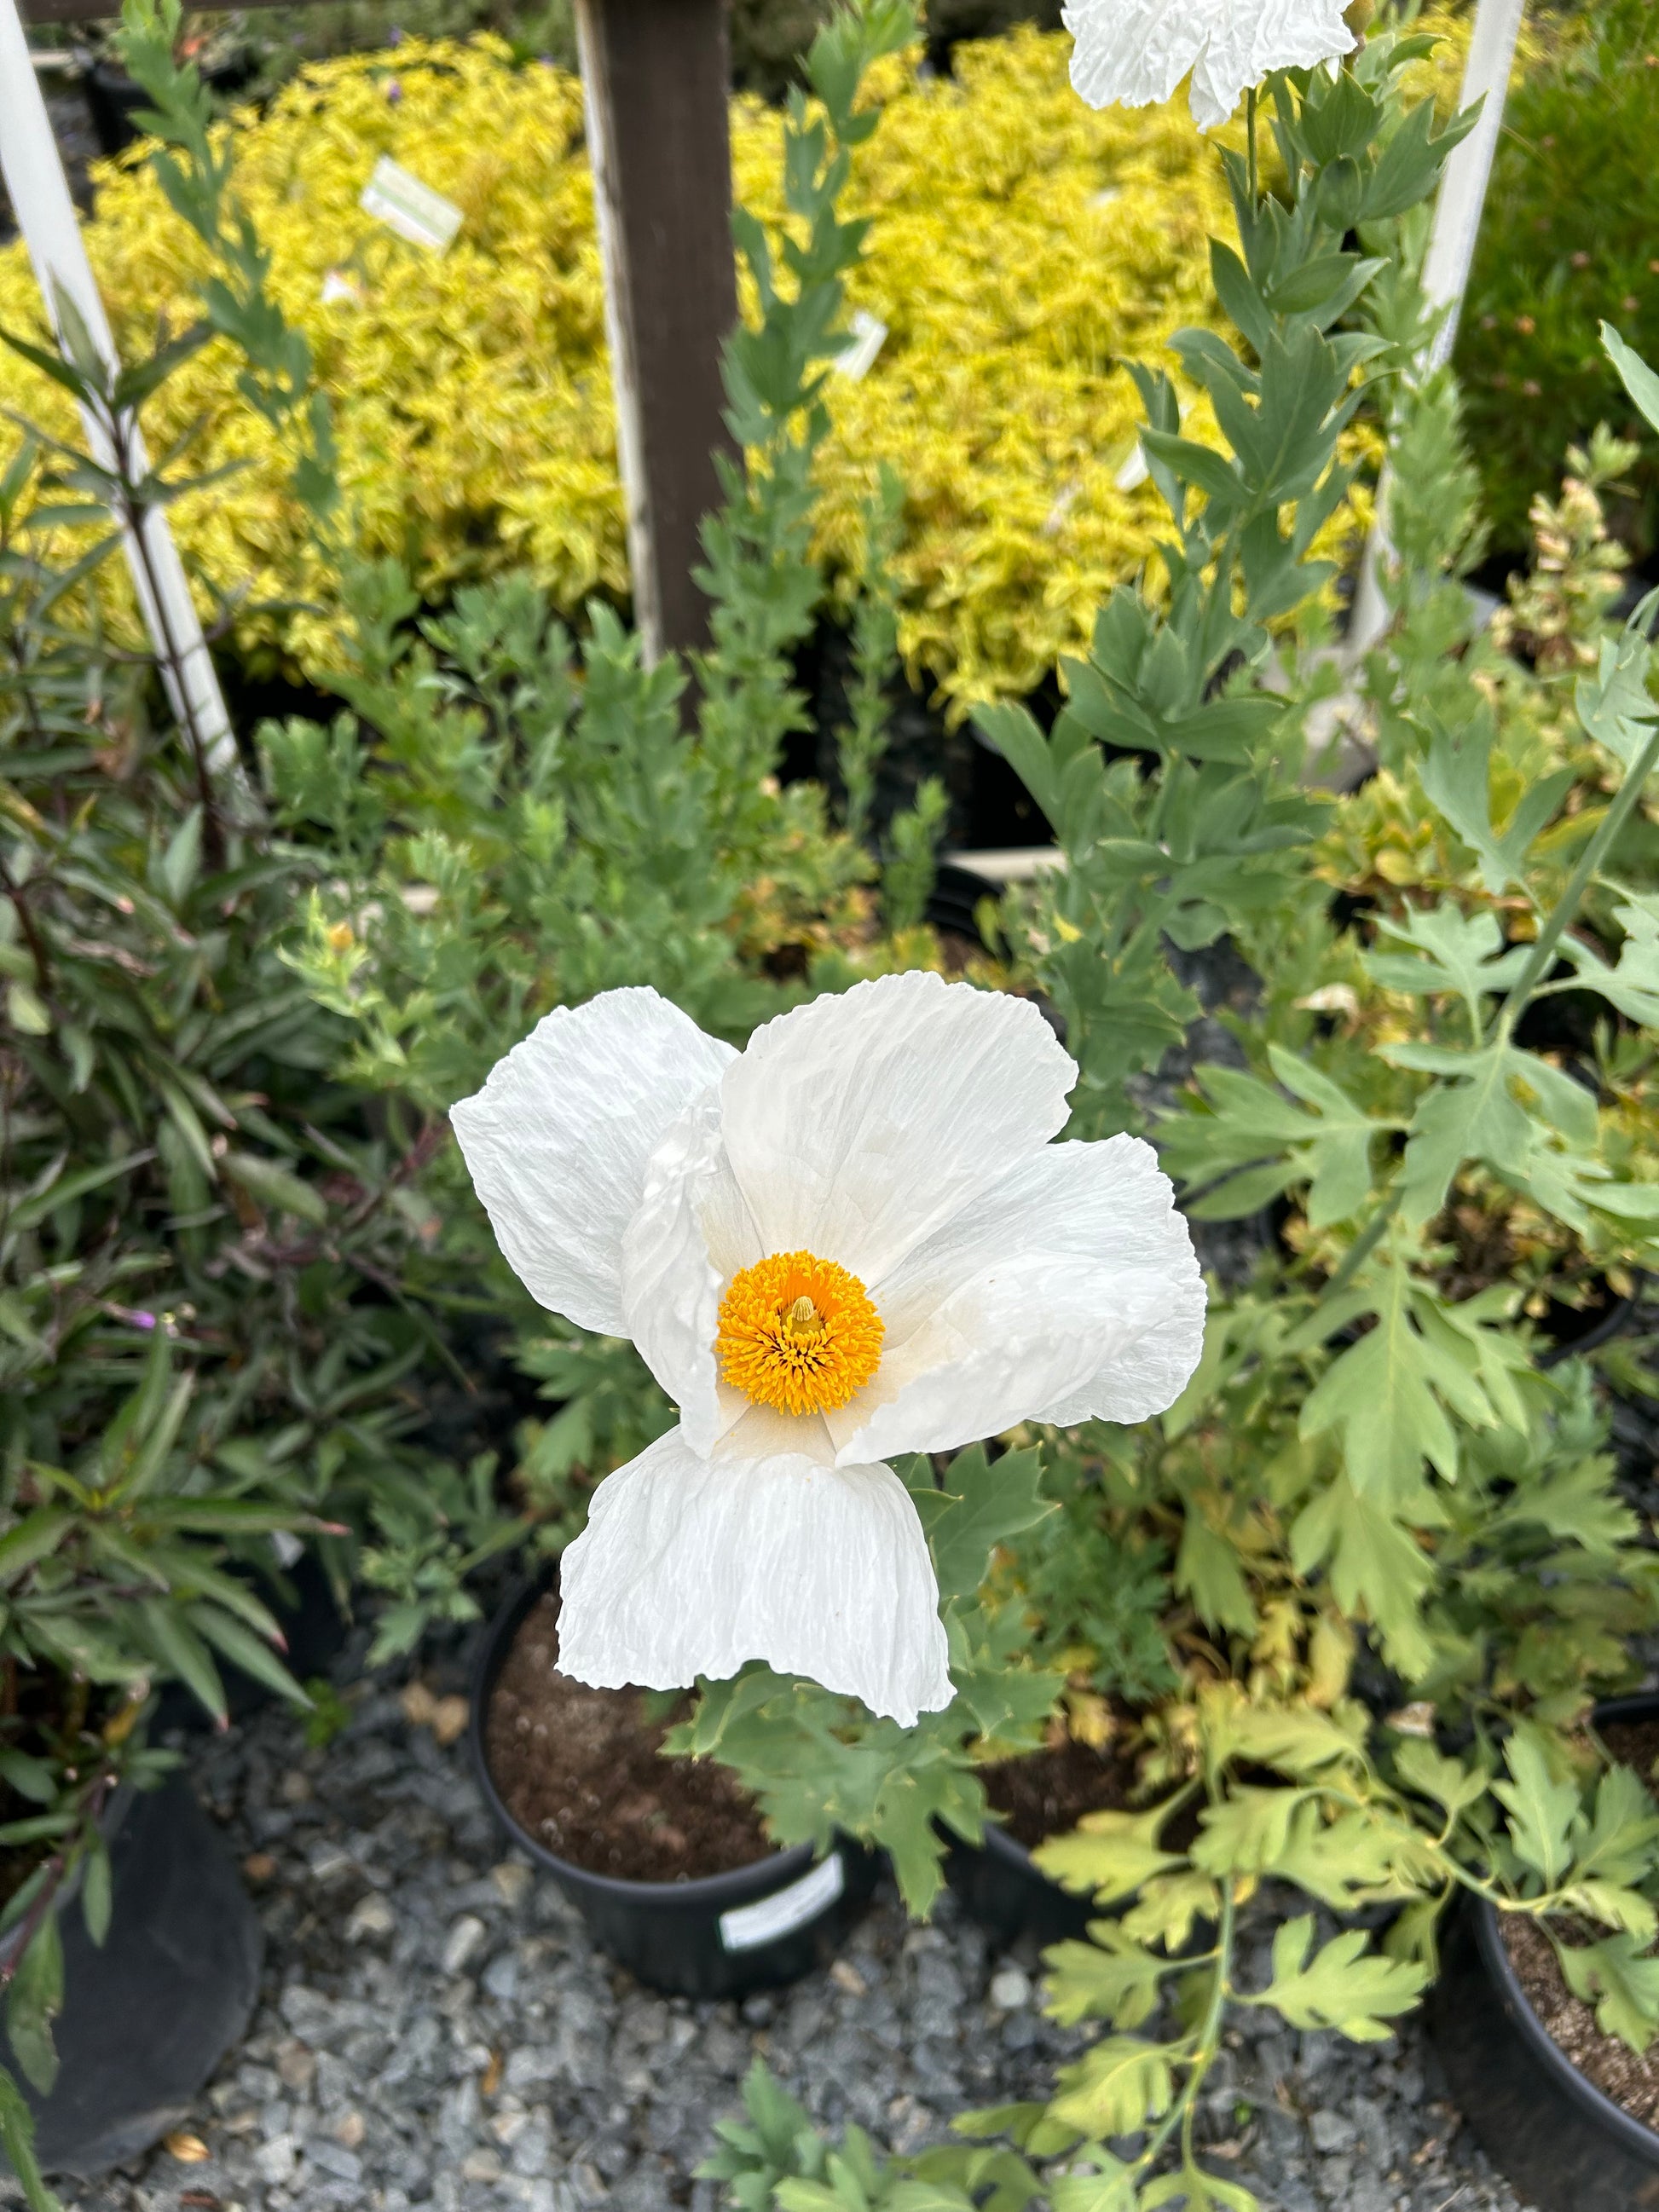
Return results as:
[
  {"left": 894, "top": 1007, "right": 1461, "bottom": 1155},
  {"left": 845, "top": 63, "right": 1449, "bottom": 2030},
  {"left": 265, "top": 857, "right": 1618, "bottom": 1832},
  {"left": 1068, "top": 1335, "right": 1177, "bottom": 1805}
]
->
[
  {"left": 835, "top": 309, "right": 888, "bottom": 381},
  {"left": 1114, "top": 441, "right": 1150, "bottom": 492},
  {"left": 360, "top": 156, "right": 463, "bottom": 252},
  {"left": 719, "top": 1851, "right": 844, "bottom": 1952}
]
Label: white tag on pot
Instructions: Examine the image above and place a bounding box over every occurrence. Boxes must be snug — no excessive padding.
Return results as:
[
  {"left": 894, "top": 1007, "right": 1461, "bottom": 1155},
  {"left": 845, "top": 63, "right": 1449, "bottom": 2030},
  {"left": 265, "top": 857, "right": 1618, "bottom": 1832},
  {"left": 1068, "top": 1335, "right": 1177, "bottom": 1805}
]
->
[
  {"left": 835, "top": 309, "right": 887, "bottom": 382},
  {"left": 361, "top": 156, "right": 463, "bottom": 253},
  {"left": 719, "top": 1851, "right": 845, "bottom": 1953}
]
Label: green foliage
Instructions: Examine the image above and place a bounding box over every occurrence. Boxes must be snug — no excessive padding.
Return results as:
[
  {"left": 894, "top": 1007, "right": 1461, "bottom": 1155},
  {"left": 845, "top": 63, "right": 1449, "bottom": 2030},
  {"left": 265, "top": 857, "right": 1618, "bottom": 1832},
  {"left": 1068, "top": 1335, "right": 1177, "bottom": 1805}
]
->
[
  {"left": 691, "top": 56, "right": 1659, "bottom": 2212},
  {"left": 982, "top": 36, "right": 1472, "bottom": 1139},
  {"left": 1459, "top": 0, "right": 1659, "bottom": 557}
]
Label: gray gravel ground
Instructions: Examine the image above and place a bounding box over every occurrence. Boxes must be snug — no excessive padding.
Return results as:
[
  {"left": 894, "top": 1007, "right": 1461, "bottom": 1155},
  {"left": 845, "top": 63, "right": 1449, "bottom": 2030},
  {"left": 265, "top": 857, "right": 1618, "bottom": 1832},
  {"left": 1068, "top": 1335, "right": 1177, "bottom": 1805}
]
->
[{"left": 49, "top": 1632, "right": 1541, "bottom": 2212}]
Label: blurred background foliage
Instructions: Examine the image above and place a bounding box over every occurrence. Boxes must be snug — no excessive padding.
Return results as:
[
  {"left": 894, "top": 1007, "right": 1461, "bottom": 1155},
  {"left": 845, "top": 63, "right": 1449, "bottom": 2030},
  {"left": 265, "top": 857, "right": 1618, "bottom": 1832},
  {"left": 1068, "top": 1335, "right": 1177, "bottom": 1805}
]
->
[
  {"left": 9, "top": 1, "right": 1653, "bottom": 707},
  {"left": 1, "top": 17, "right": 1465, "bottom": 715}
]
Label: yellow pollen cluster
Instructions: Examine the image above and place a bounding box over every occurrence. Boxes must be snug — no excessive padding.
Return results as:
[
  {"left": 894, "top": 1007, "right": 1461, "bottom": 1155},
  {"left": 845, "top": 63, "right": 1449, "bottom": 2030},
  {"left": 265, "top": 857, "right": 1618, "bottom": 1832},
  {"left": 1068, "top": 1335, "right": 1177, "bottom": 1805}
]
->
[{"left": 715, "top": 1251, "right": 884, "bottom": 1418}]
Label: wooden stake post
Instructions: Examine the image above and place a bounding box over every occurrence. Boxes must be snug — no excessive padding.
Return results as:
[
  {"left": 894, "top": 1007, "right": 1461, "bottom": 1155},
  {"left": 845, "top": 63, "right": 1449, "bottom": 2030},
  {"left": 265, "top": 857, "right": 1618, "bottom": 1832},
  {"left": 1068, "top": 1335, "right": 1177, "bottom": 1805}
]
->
[
  {"left": 575, "top": 0, "right": 741, "bottom": 662},
  {"left": 11, "top": 0, "right": 743, "bottom": 667}
]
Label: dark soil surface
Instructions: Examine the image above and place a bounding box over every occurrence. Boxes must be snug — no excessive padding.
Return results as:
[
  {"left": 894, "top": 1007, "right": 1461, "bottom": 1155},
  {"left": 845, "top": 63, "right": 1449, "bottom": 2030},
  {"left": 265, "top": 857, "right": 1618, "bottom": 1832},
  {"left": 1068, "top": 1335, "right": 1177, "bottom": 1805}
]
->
[
  {"left": 982, "top": 1736, "right": 1141, "bottom": 1851},
  {"left": 483, "top": 1589, "right": 773, "bottom": 1885},
  {"left": 1504, "top": 1912, "right": 1659, "bottom": 2133},
  {"left": 1603, "top": 1715, "right": 1659, "bottom": 1783}
]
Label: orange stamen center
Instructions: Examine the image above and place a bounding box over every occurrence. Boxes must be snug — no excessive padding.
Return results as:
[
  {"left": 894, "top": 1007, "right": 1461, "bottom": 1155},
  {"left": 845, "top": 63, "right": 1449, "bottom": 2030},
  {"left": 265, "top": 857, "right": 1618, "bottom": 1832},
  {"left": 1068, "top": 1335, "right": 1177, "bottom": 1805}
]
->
[{"left": 715, "top": 1250, "right": 884, "bottom": 1417}]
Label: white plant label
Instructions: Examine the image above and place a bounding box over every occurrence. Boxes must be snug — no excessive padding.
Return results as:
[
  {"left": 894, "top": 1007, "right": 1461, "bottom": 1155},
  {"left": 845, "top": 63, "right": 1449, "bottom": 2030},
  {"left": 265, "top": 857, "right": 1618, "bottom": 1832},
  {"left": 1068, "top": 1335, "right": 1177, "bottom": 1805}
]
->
[
  {"left": 1115, "top": 442, "right": 1151, "bottom": 493},
  {"left": 719, "top": 1852, "right": 844, "bottom": 1953},
  {"left": 360, "top": 157, "right": 463, "bottom": 252},
  {"left": 835, "top": 309, "right": 888, "bottom": 382}
]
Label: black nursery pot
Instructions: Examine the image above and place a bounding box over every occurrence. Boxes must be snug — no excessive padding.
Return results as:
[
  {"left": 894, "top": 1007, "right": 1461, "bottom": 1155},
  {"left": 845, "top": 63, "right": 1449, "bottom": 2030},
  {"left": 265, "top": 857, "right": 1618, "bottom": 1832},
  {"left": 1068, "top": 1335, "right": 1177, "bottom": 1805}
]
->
[
  {"left": 925, "top": 861, "right": 1002, "bottom": 950},
  {"left": 1427, "top": 1692, "right": 1659, "bottom": 2212},
  {"left": 469, "top": 1575, "right": 879, "bottom": 2001},
  {"left": 945, "top": 1818, "right": 1095, "bottom": 1951},
  {"left": 0, "top": 1779, "right": 263, "bottom": 2179}
]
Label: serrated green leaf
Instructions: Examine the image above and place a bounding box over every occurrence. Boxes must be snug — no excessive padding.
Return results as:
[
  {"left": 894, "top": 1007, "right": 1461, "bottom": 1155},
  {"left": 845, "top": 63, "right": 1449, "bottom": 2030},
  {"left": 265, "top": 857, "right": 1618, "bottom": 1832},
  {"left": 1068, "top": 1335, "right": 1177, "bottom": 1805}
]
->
[
  {"left": 1049, "top": 2036, "right": 1175, "bottom": 2137},
  {"left": 1493, "top": 1730, "right": 1580, "bottom": 1889},
  {"left": 928, "top": 1445, "right": 1052, "bottom": 1604},
  {"left": 1558, "top": 1931, "right": 1659, "bottom": 2055},
  {"left": 1257, "top": 1915, "right": 1427, "bottom": 2040},
  {"left": 1043, "top": 1923, "right": 1176, "bottom": 2029},
  {"left": 1290, "top": 1473, "right": 1436, "bottom": 1678},
  {"left": 1120, "top": 1871, "right": 1219, "bottom": 1955},
  {"left": 1034, "top": 1805, "right": 1187, "bottom": 1907},
  {"left": 1392, "top": 1740, "right": 1487, "bottom": 1820}
]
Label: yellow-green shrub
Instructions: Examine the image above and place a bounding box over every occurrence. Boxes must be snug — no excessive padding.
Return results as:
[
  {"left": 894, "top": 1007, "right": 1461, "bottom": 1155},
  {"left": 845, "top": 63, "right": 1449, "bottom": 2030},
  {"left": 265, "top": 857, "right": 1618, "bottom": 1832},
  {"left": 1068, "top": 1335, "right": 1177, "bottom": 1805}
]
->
[{"left": 0, "top": 24, "right": 1460, "bottom": 707}]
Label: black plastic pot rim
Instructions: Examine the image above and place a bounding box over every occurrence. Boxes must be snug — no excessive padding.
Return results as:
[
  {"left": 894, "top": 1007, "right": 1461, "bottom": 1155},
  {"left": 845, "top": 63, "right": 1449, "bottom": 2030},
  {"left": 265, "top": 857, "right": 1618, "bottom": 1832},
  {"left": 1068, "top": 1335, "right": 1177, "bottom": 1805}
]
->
[
  {"left": 1467, "top": 1691, "right": 1659, "bottom": 2170},
  {"left": 466, "top": 1571, "right": 818, "bottom": 1910}
]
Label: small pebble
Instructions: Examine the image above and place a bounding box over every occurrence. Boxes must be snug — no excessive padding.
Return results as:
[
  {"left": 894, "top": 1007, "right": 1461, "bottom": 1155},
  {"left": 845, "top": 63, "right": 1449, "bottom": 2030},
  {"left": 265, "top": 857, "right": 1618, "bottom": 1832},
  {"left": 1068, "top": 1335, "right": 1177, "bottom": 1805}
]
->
[
  {"left": 444, "top": 1913, "right": 488, "bottom": 1975},
  {"left": 345, "top": 1891, "right": 396, "bottom": 1942},
  {"left": 431, "top": 1695, "right": 469, "bottom": 1747},
  {"left": 491, "top": 1859, "right": 534, "bottom": 1909},
  {"left": 989, "top": 1967, "right": 1032, "bottom": 2011},
  {"left": 308, "top": 1840, "right": 356, "bottom": 1882},
  {"left": 275, "top": 2041, "right": 315, "bottom": 2093}
]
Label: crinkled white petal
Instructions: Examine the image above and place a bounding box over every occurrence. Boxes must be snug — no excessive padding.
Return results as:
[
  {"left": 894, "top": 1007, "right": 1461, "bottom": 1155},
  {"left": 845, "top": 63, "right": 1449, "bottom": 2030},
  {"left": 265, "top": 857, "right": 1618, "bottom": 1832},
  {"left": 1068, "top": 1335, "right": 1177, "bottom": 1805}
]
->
[
  {"left": 827, "top": 1133, "right": 1206, "bottom": 1463},
  {"left": 555, "top": 1426, "right": 953, "bottom": 1726},
  {"left": 1063, "top": 0, "right": 1356, "bottom": 130},
  {"left": 717, "top": 972, "right": 1077, "bottom": 1286},
  {"left": 621, "top": 1091, "right": 762, "bottom": 1455},
  {"left": 449, "top": 988, "right": 733, "bottom": 1335}
]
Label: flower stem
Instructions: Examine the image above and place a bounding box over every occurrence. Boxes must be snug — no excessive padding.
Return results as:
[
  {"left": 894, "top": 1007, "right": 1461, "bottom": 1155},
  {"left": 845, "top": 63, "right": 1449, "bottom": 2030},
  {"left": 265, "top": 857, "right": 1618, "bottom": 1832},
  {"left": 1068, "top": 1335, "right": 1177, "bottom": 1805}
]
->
[{"left": 1494, "top": 725, "right": 1659, "bottom": 1040}]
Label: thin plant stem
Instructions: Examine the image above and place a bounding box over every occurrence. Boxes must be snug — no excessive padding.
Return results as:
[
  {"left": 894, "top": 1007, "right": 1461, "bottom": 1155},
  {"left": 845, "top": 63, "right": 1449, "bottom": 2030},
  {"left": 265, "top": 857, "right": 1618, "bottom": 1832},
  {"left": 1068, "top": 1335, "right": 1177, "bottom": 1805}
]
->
[
  {"left": 1316, "top": 711, "right": 1659, "bottom": 1316},
  {"left": 1135, "top": 1883, "right": 1238, "bottom": 2181},
  {"left": 1495, "top": 724, "right": 1659, "bottom": 1037},
  {"left": 1319, "top": 1183, "right": 1403, "bottom": 1307}
]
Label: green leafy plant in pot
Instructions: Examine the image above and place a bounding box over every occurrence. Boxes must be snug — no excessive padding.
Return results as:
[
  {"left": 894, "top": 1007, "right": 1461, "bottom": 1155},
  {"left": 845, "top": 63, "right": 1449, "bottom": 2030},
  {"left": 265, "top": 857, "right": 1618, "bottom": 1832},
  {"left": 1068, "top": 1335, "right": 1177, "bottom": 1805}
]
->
[{"left": 0, "top": 31, "right": 494, "bottom": 2183}]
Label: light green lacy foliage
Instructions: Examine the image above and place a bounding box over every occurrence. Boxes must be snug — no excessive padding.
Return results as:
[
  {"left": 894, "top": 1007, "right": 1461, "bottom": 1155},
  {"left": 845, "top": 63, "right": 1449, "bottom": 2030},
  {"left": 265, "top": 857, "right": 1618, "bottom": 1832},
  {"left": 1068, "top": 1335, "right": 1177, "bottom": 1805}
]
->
[{"left": 696, "top": 66, "right": 1659, "bottom": 2212}]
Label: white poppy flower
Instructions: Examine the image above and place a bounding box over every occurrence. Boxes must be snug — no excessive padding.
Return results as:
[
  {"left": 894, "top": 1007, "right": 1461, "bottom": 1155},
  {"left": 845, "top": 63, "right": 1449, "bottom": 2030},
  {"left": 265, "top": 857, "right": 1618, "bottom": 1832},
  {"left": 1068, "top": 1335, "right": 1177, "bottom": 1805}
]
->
[
  {"left": 451, "top": 973, "right": 1205, "bottom": 1727},
  {"left": 1063, "top": 0, "right": 1357, "bottom": 131}
]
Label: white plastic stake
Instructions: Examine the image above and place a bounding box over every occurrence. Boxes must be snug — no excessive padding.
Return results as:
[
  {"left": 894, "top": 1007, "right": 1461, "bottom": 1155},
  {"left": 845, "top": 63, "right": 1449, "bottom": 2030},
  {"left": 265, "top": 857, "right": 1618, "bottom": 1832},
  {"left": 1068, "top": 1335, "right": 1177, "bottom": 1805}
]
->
[
  {"left": 0, "top": 0, "right": 236, "bottom": 772},
  {"left": 1345, "top": 0, "right": 1529, "bottom": 661},
  {"left": 1419, "top": 0, "right": 1529, "bottom": 371}
]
